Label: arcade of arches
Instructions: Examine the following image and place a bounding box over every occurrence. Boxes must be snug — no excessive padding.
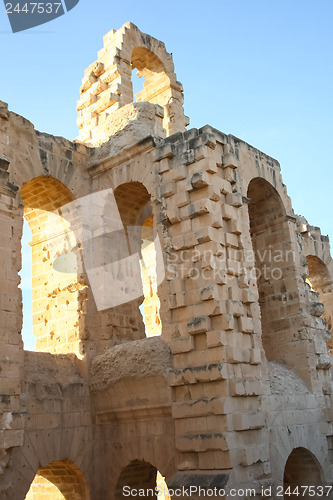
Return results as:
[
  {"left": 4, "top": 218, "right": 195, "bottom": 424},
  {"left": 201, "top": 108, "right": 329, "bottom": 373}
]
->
[{"left": 1, "top": 20, "right": 333, "bottom": 500}]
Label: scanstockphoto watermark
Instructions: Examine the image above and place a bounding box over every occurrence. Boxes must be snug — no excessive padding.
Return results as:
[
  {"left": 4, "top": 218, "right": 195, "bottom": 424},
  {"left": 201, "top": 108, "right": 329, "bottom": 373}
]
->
[
  {"left": 166, "top": 246, "right": 297, "bottom": 283},
  {"left": 123, "top": 485, "right": 333, "bottom": 498},
  {"left": 3, "top": 0, "right": 80, "bottom": 32},
  {"left": 43, "top": 188, "right": 165, "bottom": 311},
  {"left": 167, "top": 247, "right": 297, "bottom": 268},
  {"left": 44, "top": 188, "right": 296, "bottom": 311},
  {"left": 123, "top": 485, "right": 257, "bottom": 497}
]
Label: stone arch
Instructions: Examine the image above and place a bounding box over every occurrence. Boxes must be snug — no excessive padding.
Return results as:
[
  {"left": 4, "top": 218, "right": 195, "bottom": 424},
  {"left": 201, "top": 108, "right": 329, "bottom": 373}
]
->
[
  {"left": 306, "top": 255, "right": 333, "bottom": 352},
  {"left": 246, "top": 176, "right": 332, "bottom": 387},
  {"left": 131, "top": 45, "right": 170, "bottom": 89},
  {"left": 83, "top": 180, "right": 164, "bottom": 349},
  {"left": 25, "top": 459, "right": 90, "bottom": 500},
  {"left": 269, "top": 423, "right": 331, "bottom": 491},
  {"left": 83, "top": 157, "right": 169, "bottom": 351},
  {"left": 109, "top": 181, "right": 162, "bottom": 340},
  {"left": 283, "top": 448, "right": 324, "bottom": 498},
  {"left": 7, "top": 408, "right": 93, "bottom": 500},
  {"left": 6, "top": 129, "right": 90, "bottom": 202},
  {"left": 20, "top": 175, "right": 87, "bottom": 355},
  {"left": 130, "top": 46, "right": 175, "bottom": 135},
  {"left": 296, "top": 215, "right": 333, "bottom": 271},
  {"left": 247, "top": 178, "right": 300, "bottom": 364},
  {"left": 118, "top": 23, "right": 187, "bottom": 137},
  {"left": 114, "top": 181, "right": 152, "bottom": 227},
  {"left": 307, "top": 255, "right": 332, "bottom": 290},
  {"left": 114, "top": 460, "right": 170, "bottom": 500},
  {"left": 77, "top": 22, "right": 188, "bottom": 145},
  {"left": 117, "top": 23, "right": 177, "bottom": 81}
]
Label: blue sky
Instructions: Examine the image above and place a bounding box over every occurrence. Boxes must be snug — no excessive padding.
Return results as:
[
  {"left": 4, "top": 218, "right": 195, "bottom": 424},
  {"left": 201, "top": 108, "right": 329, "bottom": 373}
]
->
[{"left": 1, "top": 0, "right": 333, "bottom": 349}]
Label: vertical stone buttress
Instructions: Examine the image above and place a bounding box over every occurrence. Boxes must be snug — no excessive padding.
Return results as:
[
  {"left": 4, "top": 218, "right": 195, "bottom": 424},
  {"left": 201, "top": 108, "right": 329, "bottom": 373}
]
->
[
  {"left": 0, "top": 107, "right": 25, "bottom": 481},
  {"left": 154, "top": 129, "right": 266, "bottom": 494}
]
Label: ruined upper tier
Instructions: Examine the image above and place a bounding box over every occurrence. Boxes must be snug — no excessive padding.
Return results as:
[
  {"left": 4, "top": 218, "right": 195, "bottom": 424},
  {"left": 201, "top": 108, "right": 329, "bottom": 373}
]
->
[{"left": 77, "top": 22, "right": 189, "bottom": 146}]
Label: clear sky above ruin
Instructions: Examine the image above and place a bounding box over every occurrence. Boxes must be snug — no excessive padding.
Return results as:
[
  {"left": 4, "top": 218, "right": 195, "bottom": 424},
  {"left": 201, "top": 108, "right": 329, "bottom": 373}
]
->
[{"left": 1, "top": 0, "right": 332, "bottom": 349}]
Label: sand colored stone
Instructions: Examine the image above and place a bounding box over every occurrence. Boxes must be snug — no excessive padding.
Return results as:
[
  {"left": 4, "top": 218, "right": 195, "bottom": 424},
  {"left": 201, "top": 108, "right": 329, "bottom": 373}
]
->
[{"left": 0, "top": 22, "right": 332, "bottom": 500}]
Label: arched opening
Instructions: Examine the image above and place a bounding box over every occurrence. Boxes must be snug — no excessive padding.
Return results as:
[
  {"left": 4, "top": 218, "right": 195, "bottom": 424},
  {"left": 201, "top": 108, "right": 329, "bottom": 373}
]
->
[
  {"left": 283, "top": 447, "right": 324, "bottom": 498},
  {"left": 141, "top": 215, "right": 162, "bottom": 337},
  {"left": 247, "top": 178, "right": 298, "bottom": 363},
  {"left": 77, "top": 23, "right": 187, "bottom": 146},
  {"left": 115, "top": 461, "right": 170, "bottom": 500},
  {"left": 131, "top": 68, "right": 146, "bottom": 103},
  {"left": 306, "top": 255, "right": 333, "bottom": 352},
  {"left": 110, "top": 182, "right": 162, "bottom": 339},
  {"left": 131, "top": 46, "right": 171, "bottom": 133},
  {"left": 21, "top": 176, "right": 86, "bottom": 355},
  {"left": 20, "top": 218, "right": 34, "bottom": 350},
  {"left": 25, "top": 459, "right": 90, "bottom": 499}
]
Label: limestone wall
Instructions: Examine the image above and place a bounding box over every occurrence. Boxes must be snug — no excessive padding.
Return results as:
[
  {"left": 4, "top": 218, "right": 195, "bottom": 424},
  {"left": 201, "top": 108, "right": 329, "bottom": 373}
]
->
[{"left": 0, "top": 22, "right": 333, "bottom": 500}]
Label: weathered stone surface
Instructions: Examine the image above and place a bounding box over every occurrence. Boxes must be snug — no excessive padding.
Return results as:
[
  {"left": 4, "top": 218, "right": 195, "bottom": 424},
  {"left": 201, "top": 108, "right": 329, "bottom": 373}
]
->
[
  {"left": 0, "top": 20, "right": 332, "bottom": 500},
  {"left": 90, "top": 336, "right": 172, "bottom": 391}
]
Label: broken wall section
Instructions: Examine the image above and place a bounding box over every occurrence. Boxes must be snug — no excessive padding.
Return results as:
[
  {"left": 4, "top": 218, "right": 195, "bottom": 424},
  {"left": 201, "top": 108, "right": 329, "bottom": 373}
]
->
[{"left": 77, "top": 22, "right": 188, "bottom": 146}]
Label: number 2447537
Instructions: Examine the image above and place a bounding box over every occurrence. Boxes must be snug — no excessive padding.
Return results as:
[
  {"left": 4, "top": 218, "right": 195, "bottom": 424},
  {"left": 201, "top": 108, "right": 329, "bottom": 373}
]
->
[{"left": 6, "top": 3, "right": 62, "bottom": 14}]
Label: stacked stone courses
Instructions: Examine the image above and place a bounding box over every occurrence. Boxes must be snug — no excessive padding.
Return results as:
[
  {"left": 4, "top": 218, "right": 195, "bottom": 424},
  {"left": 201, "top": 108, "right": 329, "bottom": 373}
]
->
[{"left": 0, "top": 22, "right": 333, "bottom": 500}]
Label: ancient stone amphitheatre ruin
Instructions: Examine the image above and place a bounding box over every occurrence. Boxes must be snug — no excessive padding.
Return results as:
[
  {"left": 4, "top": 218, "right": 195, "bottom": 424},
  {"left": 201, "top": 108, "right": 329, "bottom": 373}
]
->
[{"left": 0, "top": 22, "right": 332, "bottom": 500}]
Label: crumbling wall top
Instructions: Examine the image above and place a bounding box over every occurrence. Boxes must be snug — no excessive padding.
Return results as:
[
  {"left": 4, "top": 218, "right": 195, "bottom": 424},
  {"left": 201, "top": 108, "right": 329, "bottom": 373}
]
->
[{"left": 77, "top": 22, "right": 189, "bottom": 147}]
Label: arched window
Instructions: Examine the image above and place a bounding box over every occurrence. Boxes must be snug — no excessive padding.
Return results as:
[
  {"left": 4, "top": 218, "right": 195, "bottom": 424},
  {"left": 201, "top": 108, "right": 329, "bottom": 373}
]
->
[
  {"left": 247, "top": 178, "right": 297, "bottom": 363},
  {"left": 25, "top": 459, "right": 90, "bottom": 499},
  {"left": 21, "top": 176, "right": 86, "bottom": 355},
  {"left": 112, "top": 182, "right": 162, "bottom": 339},
  {"left": 284, "top": 447, "right": 324, "bottom": 497},
  {"left": 306, "top": 255, "right": 333, "bottom": 352},
  {"left": 131, "top": 46, "right": 172, "bottom": 134},
  {"left": 115, "top": 460, "right": 170, "bottom": 500}
]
